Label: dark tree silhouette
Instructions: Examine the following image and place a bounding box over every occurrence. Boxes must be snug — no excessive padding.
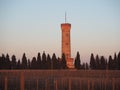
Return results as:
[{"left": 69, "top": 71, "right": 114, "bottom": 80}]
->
[
  {"left": 0, "top": 54, "right": 6, "bottom": 69},
  {"left": 81, "top": 63, "right": 85, "bottom": 69},
  {"left": 108, "top": 54, "right": 119, "bottom": 70},
  {"left": 16, "top": 60, "right": 21, "bottom": 69},
  {"left": 37, "top": 52, "right": 42, "bottom": 69},
  {"left": 52, "top": 53, "right": 57, "bottom": 69},
  {"left": 31, "top": 57, "right": 37, "bottom": 69},
  {"left": 117, "top": 52, "right": 120, "bottom": 70},
  {"left": 85, "top": 63, "right": 89, "bottom": 70},
  {"left": 61, "top": 53, "right": 67, "bottom": 69},
  {"left": 113, "top": 53, "right": 118, "bottom": 69},
  {"left": 90, "top": 53, "right": 96, "bottom": 69},
  {"left": 108, "top": 55, "right": 113, "bottom": 70},
  {"left": 42, "top": 52, "right": 47, "bottom": 69},
  {"left": 57, "top": 57, "right": 62, "bottom": 69},
  {"left": 11, "top": 55, "right": 17, "bottom": 69},
  {"left": 0, "top": 51, "right": 120, "bottom": 70},
  {"left": 5, "top": 54, "right": 11, "bottom": 69},
  {"left": 95, "top": 55, "right": 100, "bottom": 69},
  {"left": 55, "top": 57, "right": 62, "bottom": 69},
  {"left": 21, "top": 53, "right": 27, "bottom": 69},
  {"left": 100, "top": 56, "right": 106, "bottom": 70},
  {"left": 46, "top": 54, "right": 51, "bottom": 69},
  {"left": 28, "top": 59, "right": 31, "bottom": 69},
  {"left": 74, "top": 52, "right": 81, "bottom": 69}
]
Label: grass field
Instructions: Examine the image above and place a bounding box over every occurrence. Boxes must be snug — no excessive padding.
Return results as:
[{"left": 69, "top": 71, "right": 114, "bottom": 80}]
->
[{"left": 0, "top": 70, "right": 120, "bottom": 90}]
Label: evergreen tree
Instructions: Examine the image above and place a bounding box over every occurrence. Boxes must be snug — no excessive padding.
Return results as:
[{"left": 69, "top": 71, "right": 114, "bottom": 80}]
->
[
  {"left": 31, "top": 57, "right": 37, "bottom": 69},
  {"left": 52, "top": 53, "right": 57, "bottom": 69},
  {"left": 100, "top": 56, "right": 106, "bottom": 70},
  {"left": 81, "top": 63, "right": 85, "bottom": 69},
  {"left": 5, "top": 54, "right": 11, "bottom": 69},
  {"left": 61, "top": 53, "right": 67, "bottom": 69},
  {"left": 42, "top": 52, "right": 47, "bottom": 69},
  {"left": 28, "top": 59, "right": 31, "bottom": 69},
  {"left": 113, "top": 53, "right": 118, "bottom": 69},
  {"left": 74, "top": 52, "right": 81, "bottom": 69},
  {"left": 57, "top": 57, "right": 61, "bottom": 69},
  {"left": 105, "top": 59, "right": 108, "bottom": 70},
  {"left": 90, "top": 53, "right": 96, "bottom": 69},
  {"left": 16, "top": 60, "right": 21, "bottom": 69},
  {"left": 117, "top": 52, "right": 120, "bottom": 70},
  {"left": 0, "top": 54, "right": 6, "bottom": 69},
  {"left": 85, "top": 63, "right": 89, "bottom": 70},
  {"left": 96, "top": 55, "right": 100, "bottom": 69},
  {"left": 11, "top": 55, "right": 17, "bottom": 69},
  {"left": 21, "top": 53, "right": 27, "bottom": 69},
  {"left": 108, "top": 55, "right": 113, "bottom": 70},
  {"left": 46, "top": 54, "right": 51, "bottom": 69},
  {"left": 37, "top": 52, "right": 42, "bottom": 69}
]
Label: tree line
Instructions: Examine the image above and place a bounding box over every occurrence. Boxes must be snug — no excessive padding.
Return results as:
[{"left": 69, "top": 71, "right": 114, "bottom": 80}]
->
[
  {"left": 0, "top": 51, "right": 120, "bottom": 70},
  {"left": 0, "top": 52, "right": 67, "bottom": 69},
  {"left": 74, "top": 51, "right": 120, "bottom": 70},
  {"left": 89, "top": 52, "right": 120, "bottom": 70}
]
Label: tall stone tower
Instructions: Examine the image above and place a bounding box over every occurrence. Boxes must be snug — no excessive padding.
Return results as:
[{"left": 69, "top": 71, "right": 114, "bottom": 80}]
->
[{"left": 61, "top": 14, "right": 74, "bottom": 69}]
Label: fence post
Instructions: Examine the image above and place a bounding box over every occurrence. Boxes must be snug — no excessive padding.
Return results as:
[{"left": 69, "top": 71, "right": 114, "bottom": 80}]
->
[
  {"left": 92, "top": 80, "right": 94, "bottom": 90},
  {"left": 112, "top": 78, "right": 115, "bottom": 90},
  {"left": 36, "top": 79, "right": 38, "bottom": 90},
  {"left": 20, "top": 72, "right": 24, "bottom": 90},
  {"left": 5, "top": 76, "right": 7, "bottom": 90},
  {"left": 80, "top": 79, "right": 82, "bottom": 90},
  {"left": 88, "top": 79, "right": 90, "bottom": 90},
  {"left": 69, "top": 79, "right": 71, "bottom": 90},
  {"left": 54, "top": 79, "right": 58, "bottom": 90},
  {"left": 45, "top": 79, "right": 48, "bottom": 90}
]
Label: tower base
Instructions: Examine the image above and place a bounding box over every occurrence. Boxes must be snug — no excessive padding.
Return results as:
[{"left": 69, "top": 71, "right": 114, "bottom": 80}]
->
[{"left": 66, "top": 58, "right": 74, "bottom": 69}]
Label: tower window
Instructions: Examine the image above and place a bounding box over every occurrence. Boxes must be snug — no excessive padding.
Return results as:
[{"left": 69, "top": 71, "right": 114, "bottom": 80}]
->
[{"left": 66, "top": 43, "right": 68, "bottom": 45}]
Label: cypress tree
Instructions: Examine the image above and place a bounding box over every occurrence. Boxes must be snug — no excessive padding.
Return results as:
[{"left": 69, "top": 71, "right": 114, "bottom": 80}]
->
[
  {"left": 52, "top": 53, "right": 57, "bottom": 69},
  {"left": 100, "top": 56, "right": 106, "bottom": 70},
  {"left": 16, "top": 60, "right": 21, "bottom": 69},
  {"left": 90, "top": 53, "right": 96, "bottom": 69},
  {"left": 6, "top": 54, "right": 11, "bottom": 69},
  {"left": 46, "top": 54, "right": 51, "bottom": 69},
  {"left": 74, "top": 52, "right": 81, "bottom": 69},
  {"left": 42, "top": 52, "right": 47, "bottom": 69},
  {"left": 11, "top": 55, "right": 17, "bottom": 69},
  {"left": 108, "top": 55, "right": 113, "bottom": 70},
  {"left": 21, "top": 53, "right": 27, "bottom": 69},
  {"left": 61, "top": 53, "right": 67, "bottom": 69},
  {"left": 117, "top": 52, "right": 120, "bottom": 70},
  {"left": 31, "top": 57, "right": 37, "bottom": 69},
  {"left": 37, "top": 52, "right": 42, "bottom": 69}
]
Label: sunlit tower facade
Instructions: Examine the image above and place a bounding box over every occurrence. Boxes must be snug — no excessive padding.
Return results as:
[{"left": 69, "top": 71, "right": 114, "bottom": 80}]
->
[{"left": 61, "top": 13, "right": 74, "bottom": 69}]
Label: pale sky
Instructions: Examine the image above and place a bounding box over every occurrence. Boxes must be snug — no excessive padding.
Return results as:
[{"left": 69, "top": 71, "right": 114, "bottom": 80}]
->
[{"left": 0, "top": 0, "right": 120, "bottom": 62}]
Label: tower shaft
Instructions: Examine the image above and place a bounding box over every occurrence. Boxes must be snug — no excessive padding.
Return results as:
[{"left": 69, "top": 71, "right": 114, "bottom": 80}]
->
[
  {"left": 61, "top": 23, "right": 71, "bottom": 58},
  {"left": 61, "top": 23, "right": 74, "bottom": 68}
]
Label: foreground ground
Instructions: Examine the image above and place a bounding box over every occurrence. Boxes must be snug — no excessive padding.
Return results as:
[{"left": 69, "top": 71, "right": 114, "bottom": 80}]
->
[{"left": 0, "top": 70, "right": 120, "bottom": 90}]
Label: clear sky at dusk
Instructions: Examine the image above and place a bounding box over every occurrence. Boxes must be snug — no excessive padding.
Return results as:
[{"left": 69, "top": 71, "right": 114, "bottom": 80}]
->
[{"left": 0, "top": 0, "right": 120, "bottom": 62}]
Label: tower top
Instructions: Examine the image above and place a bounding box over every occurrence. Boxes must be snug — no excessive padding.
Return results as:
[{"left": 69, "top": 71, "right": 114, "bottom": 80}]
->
[{"left": 61, "top": 12, "right": 71, "bottom": 25}]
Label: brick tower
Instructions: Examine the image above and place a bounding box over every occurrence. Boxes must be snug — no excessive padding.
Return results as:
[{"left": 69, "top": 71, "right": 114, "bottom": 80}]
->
[{"left": 61, "top": 13, "right": 74, "bottom": 68}]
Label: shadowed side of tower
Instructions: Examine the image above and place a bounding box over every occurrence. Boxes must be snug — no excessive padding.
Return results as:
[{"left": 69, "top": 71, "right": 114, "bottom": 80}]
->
[{"left": 61, "top": 23, "right": 74, "bottom": 69}]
